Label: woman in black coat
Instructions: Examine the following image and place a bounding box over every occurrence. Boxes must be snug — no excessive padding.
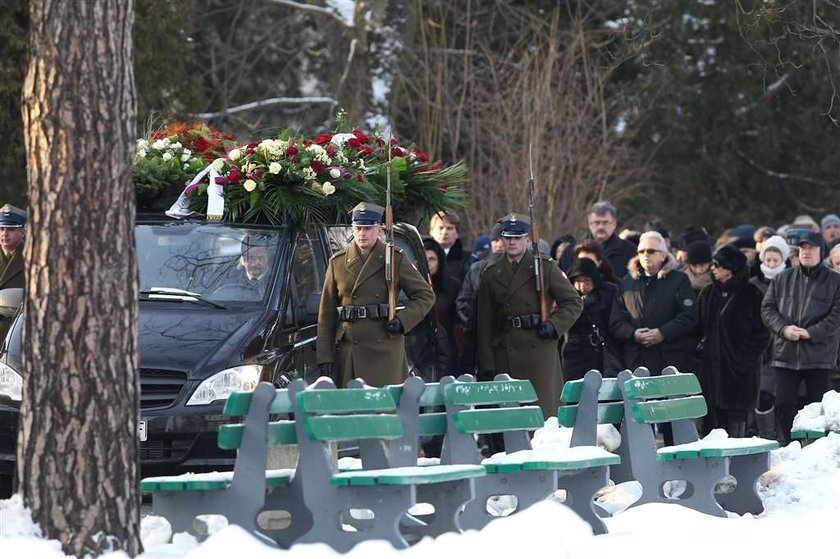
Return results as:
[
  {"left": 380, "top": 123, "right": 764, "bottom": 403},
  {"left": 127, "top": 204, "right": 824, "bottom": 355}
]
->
[
  {"left": 562, "top": 258, "right": 620, "bottom": 381},
  {"left": 697, "top": 245, "right": 770, "bottom": 437},
  {"left": 422, "top": 236, "right": 459, "bottom": 377}
]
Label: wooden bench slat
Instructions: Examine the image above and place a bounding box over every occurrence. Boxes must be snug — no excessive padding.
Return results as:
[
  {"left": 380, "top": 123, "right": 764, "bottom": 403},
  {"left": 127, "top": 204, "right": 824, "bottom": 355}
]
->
[
  {"left": 140, "top": 469, "right": 293, "bottom": 492},
  {"left": 303, "top": 413, "right": 403, "bottom": 441},
  {"left": 560, "top": 377, "right": 622, "bottom": 404},
  {"left": 217, "top": 420, "right": 297, "bottom": 450},
  {"left": 444, "top": 379, "right": 537, "bottom": 406},
  {"left": 631, "top": 395, "right": 707, "bottom": 424},
  {"left": 623, "top": 373, "right": 701, "bottom": 400},
  {"left": 557, "top": 402, "right": 624, "bottom": 427},
  {"left": 296, "top": 387, "right": 396, "bottom": 414},
  {"left": 452, "top": 406, "right": 544, "bottom": 434},
  {"left": 417, "top": 412, "right": 447, "bottom": 436},
  {"left": 224, "top": 389, "right": 294, "bottom": 416},
  {"left": 330, "top": 464, "right": 486, "bottom": 486}
]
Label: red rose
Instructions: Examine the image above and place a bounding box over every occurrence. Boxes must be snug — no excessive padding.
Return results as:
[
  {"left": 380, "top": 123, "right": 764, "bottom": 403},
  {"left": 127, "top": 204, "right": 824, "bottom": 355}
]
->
[
  {"left": 286, "top": 146, "right": 298, "bottom": 156},
  {"left": 193, "top": 139, "right": 210, "bottom": 152},
  {"left": 312, "top": 160, "right": 325, "bottom": 174},
  {"left": 391, "top": 147, "right": 404, "bottom": 157},
  {"left": 150, "top": 131, "right": 164, "bottom": 140},
  {"left": 411, "top": 149, "right": 429, "bottom": 163},
  {"left": 326, "top": 146, "right": 337, "bottom": 158},
  {"left": 359, "top": 146, "right": 373, "bottom": 156},
  {"left": 228, "top": 166, "right": 241, "bottom": 182},
  {"left": 244, "top": 147, "right": 255, "bottom": 155},
  {"left": 313, "top": 133, "right": 333, "bottom": 145},
  {"left": 347, "top": 137, "right": 361, "bottom": 148},
  {"left": 352, "top": 129, "right": 369, "bottom": 142},
  {"left": 440, "top": 183, "right": 449, "bottom": 191},
  {"left": 247, "top": 142, "right": 258, "bottom": 148},
  {"left": 356, "top": 174, "right": 363, "bottom": 183}
]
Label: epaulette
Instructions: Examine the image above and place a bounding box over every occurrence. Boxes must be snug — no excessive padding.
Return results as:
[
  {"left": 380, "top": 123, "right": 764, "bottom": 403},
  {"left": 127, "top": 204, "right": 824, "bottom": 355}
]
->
[{"left": 330, "top": 248, "right": 348, "bottom": 261}]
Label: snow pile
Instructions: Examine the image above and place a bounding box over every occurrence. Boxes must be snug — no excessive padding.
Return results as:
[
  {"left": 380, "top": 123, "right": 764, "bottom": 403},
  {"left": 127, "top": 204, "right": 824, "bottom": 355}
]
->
[
  {"left": 791, "top": 390, "right": 840, "bottom": 432},
  {"left": 0, "top": 495, "right": 65, "bottom": 559},
  {"left": 532, "top": 417, "right": 621, "bottom": 452}
]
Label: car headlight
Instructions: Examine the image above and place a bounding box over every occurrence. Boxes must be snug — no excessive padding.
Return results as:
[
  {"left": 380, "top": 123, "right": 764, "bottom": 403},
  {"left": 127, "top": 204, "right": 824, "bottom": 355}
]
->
[
  {"left": 186, "top": 365, "right": 262, "bottom": 406},
  {"left": 0, "top": 362, "right": 22, "bottom": 402}
]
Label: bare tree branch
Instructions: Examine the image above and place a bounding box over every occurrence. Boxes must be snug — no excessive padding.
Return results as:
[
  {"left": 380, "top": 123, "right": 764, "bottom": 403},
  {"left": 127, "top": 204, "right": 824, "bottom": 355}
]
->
[
  {"left": 189, "top": 96, "right": 337, "bottom": 119},
  {"left": 733, "top": 147, "right": 840, "bottom": 186},
  {"left": 268, "top": 0, "right": 354, "bottom": 27},
  {"left": 335, "top": 38, "right": 358, "bottom": 96}
]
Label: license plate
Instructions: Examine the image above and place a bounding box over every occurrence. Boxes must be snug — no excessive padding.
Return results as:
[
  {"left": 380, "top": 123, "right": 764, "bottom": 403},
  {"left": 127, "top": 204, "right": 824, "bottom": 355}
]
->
[{"left": 138, "top": 419, "right": 147, "bottom": 442}]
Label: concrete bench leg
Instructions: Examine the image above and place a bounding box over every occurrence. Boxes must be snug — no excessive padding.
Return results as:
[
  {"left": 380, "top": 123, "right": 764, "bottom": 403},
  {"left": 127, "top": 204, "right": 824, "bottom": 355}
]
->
[
  {"left": 457, "top": 471, "right": 555, "bottom": 531},
  {"left": 558, "top": 467, "right": 610, "bottom": 535},
  {"left": 295, "top": 484, "right": 415, "bottom": 552},
  {"left": 715, "top": 453, "right": 769, "bottom": 515},
  {"left": 410, "top": 478, "right": 476, "bottom": 537},
  {"left": 664, "top": 458, "right": 727, "bottom": 518}
]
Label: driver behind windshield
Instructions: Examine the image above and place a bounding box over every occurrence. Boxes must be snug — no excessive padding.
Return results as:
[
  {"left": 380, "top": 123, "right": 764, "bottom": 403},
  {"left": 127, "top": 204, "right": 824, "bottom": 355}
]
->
[{"left": 239, "top": 233, "right": 272, "bottom": 296}]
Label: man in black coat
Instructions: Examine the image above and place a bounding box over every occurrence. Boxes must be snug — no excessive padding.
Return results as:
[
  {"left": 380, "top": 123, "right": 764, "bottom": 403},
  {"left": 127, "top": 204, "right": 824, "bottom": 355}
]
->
[
  {"left": 697, "top": 245, "right": 770, "bottom": 437},
  {"left": 560, "top": 201, "right": 637, "bottom": 279},
  {"left": 761, "top": 231, "right": 840, "bottom": 443},
  {"left": 610, "top": 231, "right": 698, "bottom": 375}
]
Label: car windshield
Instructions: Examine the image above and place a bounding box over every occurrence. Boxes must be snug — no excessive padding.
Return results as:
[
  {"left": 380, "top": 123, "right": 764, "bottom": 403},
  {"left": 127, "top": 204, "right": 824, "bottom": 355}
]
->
[{"left": 136, "top": 222, "right": 284, "bottom": 305}]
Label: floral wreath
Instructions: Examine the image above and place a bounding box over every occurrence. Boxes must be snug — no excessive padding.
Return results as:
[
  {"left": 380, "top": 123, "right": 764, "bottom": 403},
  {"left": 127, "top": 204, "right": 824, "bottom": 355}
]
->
[{"left": 135, "top": 122, "right": 467, "bottom": 225}]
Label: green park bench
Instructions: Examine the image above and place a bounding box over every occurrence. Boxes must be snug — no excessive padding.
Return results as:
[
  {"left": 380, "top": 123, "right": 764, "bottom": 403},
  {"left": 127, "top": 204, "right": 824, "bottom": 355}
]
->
[
  {"left": 424, "top": 373, "right": 619, "bottom": 534},
  {"left": 287, "top": 377, "right": 486, "bottom": 552},
  {"left": 616, "top": 366, "right": 778, "bottom": 517},
  {"left": 139, "top": 382, "right": 307, "bottom": 547},
  {"left": 791, "top": 428, "right": 840, "bottom": 444}
]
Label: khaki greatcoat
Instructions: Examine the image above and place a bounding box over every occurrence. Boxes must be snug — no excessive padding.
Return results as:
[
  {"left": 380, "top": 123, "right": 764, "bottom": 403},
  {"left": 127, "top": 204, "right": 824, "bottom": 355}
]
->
[
  {"left": 0, "top": 249, "right": 24, "bottom": 290},
  {"left": 477, "top": 251, "right": 582, "bottom": 418},
  {"left": 316, "top": 239, "right": 435, "bottom": 387}
]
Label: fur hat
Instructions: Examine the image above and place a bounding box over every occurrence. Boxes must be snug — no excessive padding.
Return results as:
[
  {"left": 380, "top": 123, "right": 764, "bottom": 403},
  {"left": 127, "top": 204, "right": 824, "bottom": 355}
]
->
[
  {"left": 759, "top": 235, "right": 790, "bottom": 263},
  {"left": 568, "top": 257, "right": 602, "bottom": 287},
  {"left": 686, "top": 241, "right": 712, "bottom": 265},
  {"left": 713, "top": 245, "right": 747, "bottom": 273}
]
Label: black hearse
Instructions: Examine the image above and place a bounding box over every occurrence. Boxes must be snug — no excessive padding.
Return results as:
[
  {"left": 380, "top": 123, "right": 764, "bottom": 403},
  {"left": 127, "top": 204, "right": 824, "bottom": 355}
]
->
[{"left": 0, "top": 215, "right": 437, "bottom": 492}]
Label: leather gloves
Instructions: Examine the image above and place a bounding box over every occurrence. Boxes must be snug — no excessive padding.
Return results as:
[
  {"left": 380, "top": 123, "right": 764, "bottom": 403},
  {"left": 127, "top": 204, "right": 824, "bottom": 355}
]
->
[
  {"left": 385, "top": 317, "right": 405, "bottom": 334},
  {"left": 537, "top": 321, "right": 558, "bottom": 340}
]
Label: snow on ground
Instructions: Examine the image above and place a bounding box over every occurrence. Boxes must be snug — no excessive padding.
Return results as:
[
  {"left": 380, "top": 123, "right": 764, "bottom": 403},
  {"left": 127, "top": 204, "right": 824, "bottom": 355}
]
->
[{"left": 2, "top": 431, "right": 839, "bottom": 559}]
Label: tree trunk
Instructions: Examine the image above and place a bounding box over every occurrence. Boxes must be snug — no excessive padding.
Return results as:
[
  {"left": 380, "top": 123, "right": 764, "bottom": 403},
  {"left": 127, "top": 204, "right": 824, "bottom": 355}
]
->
[{"left": 19, "top": 1, "right": 140, "bottom": 557}]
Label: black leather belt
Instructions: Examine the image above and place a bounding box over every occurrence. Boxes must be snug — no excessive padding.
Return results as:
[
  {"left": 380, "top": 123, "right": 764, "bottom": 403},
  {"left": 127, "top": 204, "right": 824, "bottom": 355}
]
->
[
  {"left": 338, "top": 304, "right": 389, "bottom": 322},
  {"left": 502, "top": 313, "right": 541, "bottom": 330}
]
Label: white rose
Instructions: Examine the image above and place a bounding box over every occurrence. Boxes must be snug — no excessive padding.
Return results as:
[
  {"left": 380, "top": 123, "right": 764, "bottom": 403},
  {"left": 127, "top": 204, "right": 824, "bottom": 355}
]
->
[
  {"left": 228, "top": 148, "right": 242, "bottom": 161},
  {"left": 137, "top": 139, "right": 149, "bottom": 150},
  {"left": 161, "top": 138, "right": 172, "bottom": 147},
  {"left": 136, "top": 149, "right": 147, "bottom": 159},
  {"left": 183, "top": 164, "right": 190, "bottom": 170},
  {"left": 322, "top": 181, "right": 335, "bottom": 195},
  {"left": 269, "top": 162, "right": 282, "bottom": 174},
  {"left": 329, "top": 168, "right": 341, "bottom": 179},
  {"left": 181, "top": 152, "right": 192, "bottom": 162},
  {"left": 162, "top": 152, "right": 173, "bottom": 161},
  {"left": 170, "top": 142, "right": 182, "bottom": 150},
  {"left": 243, "top": 179, "right": 257, "bottom": 192},
  {"left": 152, "top": 139, "right": 167, "bottom": 150},
  {"left": 212, "top": 158, "right": 225, "bottom": 172}
]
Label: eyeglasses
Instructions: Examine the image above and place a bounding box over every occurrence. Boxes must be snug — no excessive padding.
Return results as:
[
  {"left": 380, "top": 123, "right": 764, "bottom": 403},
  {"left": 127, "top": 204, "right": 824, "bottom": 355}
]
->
[{"left": 637, "top": 249, "right": 661, "bottom": 255}]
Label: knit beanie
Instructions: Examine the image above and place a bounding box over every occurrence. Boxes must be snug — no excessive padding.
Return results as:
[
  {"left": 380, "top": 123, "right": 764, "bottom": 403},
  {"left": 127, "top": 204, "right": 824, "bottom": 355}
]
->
[
  {"left": 759, "top": 235, "right": 790, "bottom": 263},
  {"left": 713, "top": 245, "right": 747, "bottom": 273},
  {"left": 686, "top": 241, "right": 713, "bottom": 265}
]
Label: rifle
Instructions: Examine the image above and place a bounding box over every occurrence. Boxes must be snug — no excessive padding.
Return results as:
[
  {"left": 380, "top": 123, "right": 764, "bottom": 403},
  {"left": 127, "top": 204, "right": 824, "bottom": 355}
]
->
[
  {"left": 385, "top": 131, "right": 397, "bottom": 320},
  {"left": 528, "top": 143, "right": 549, "bottom": 322}
]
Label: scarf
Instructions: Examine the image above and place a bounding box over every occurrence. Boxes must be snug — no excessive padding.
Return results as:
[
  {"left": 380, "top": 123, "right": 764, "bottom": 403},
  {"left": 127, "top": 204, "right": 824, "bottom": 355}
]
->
[{"left": 760, "top": 262, "right": 786, "bottom": 279}]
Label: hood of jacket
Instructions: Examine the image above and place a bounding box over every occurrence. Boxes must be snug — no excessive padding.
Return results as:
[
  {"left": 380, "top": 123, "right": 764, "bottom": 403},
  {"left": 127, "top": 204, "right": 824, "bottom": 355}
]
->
[{"left": 628, "top": 251, "right": 679, "bottom": 280}]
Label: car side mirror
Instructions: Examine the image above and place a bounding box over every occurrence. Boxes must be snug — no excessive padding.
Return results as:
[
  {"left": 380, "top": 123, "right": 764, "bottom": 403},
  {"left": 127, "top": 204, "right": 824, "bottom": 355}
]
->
[{"left": 0, "top": 288, "right": 23, "bottom": 318}]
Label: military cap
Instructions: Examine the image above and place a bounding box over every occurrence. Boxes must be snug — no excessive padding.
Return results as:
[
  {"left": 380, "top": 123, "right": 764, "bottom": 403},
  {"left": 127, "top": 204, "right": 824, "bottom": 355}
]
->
[
  {"left": 0, "top": 204, "right": 25, "bottom": 228},
  {"left": 350, "top": 202, "right": 385, "bottom": 226},
  {"left": 497, "top": 213, "right": 531, "bottom": 237}
]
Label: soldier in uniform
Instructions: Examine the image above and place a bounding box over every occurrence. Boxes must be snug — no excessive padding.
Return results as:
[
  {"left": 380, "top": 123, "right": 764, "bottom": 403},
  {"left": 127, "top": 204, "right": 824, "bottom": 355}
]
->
[
  {"left": 477, "top": 213, "right": 582, "bottom": 419},
  {"left": 0, "top": 204, "right": 26, "bottom": 341},
  {"left": 316, "top": 202, "right": 435, "bottom": 387},
  {"left": 0, "top": 204, "right": 25, "bottom": 291}
]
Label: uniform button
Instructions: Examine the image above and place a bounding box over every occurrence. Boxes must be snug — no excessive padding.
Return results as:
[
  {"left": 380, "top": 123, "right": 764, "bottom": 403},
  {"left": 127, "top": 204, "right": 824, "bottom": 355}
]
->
[
  {"left": 375, "top": 293, "right": 381, "bottom": 297},
  {"left": 354, "top": 341, "right": 359, "bottom": 345}
]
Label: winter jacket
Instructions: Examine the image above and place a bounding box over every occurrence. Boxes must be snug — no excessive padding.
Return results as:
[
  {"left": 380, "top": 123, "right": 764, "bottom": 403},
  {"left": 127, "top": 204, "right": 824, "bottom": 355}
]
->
[
  {"left": 698, "top": 272, "right": 770, "bottom": 410},
  {"left": 761, "top": 263, "right": 840, "bottom": 370},
  {"left": 563, "top": 281, "right": 622, "bottom": 379},
  {"left": 609, "top": 252, "right": 698, "bottom": 374},
  {"left": 559, "top": 233, "right": 636, "bottom": 280}
]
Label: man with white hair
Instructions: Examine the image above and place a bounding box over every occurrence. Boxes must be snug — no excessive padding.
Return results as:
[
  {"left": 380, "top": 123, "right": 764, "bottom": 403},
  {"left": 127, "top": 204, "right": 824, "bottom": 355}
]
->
[{"left": 610, "top": 231, "right": 698, "bottom": 378}]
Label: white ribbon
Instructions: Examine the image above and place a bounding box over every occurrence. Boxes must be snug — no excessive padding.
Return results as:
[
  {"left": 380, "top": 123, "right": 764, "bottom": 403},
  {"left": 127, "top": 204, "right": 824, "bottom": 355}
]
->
[{"left": 166, "top": 158, "right": 226, "bottom": 220}]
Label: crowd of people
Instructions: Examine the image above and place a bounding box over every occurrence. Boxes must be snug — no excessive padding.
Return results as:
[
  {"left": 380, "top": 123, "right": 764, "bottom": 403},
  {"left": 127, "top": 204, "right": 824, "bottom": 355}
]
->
[{"left": 408, "top": 202, "right": 840, "bottom": 446}]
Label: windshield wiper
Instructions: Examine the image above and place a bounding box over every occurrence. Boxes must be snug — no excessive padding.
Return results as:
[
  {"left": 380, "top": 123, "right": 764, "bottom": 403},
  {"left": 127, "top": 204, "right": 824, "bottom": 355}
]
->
[{"left": 140, "top": 287, "right": 226, "bottom": 309}]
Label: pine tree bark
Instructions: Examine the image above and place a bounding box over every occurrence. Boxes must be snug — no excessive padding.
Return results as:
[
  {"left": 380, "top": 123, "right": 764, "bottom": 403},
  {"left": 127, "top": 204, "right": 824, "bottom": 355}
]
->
[{"left": 19, "top": 1, "right": 140, "bottom": 556}]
